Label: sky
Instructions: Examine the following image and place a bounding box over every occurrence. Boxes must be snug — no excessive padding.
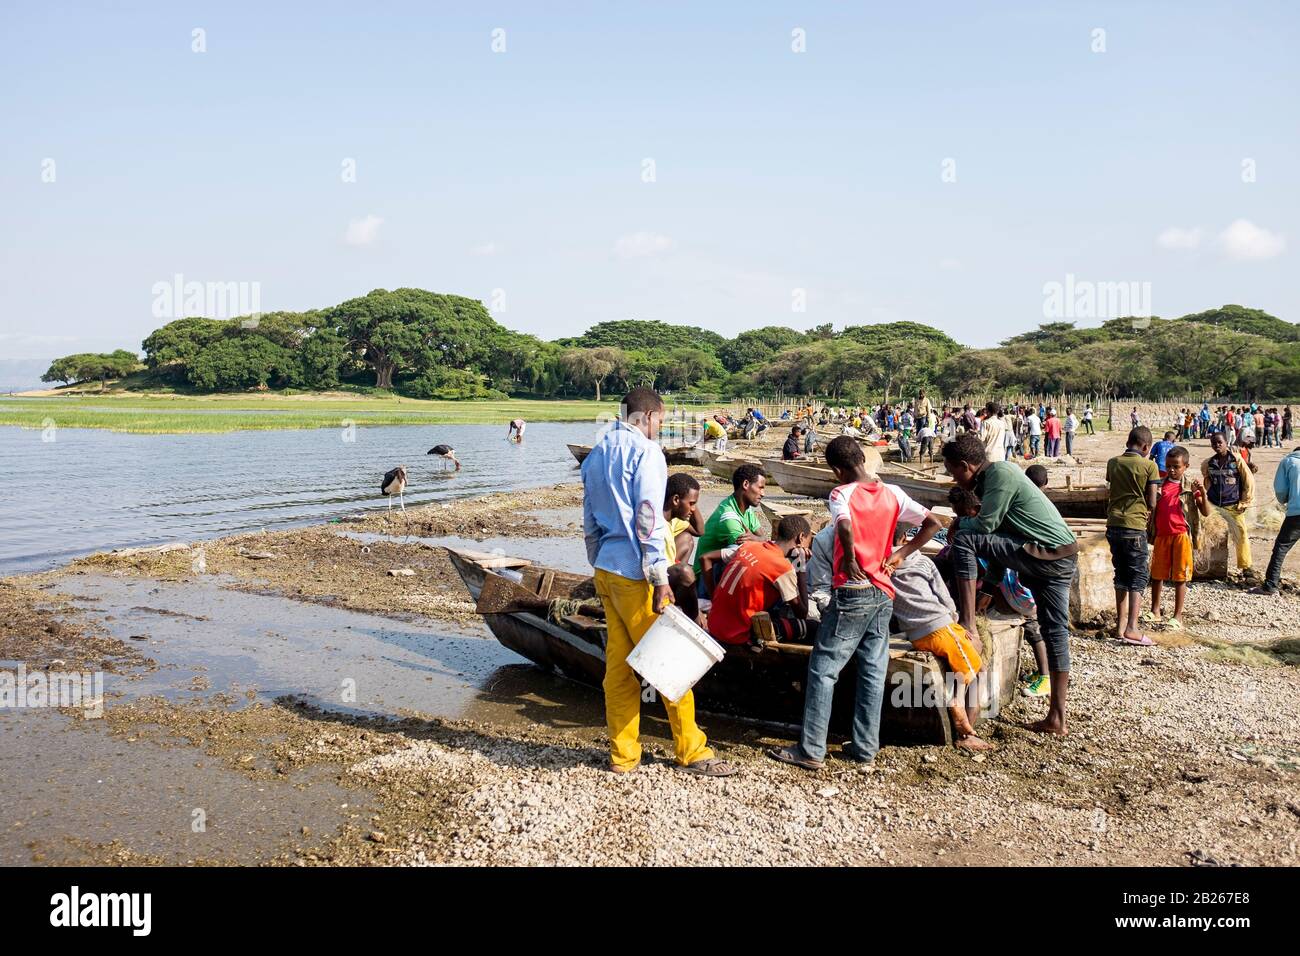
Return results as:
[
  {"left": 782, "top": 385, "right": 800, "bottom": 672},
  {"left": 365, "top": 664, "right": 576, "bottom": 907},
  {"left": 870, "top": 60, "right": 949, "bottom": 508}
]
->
[{"left": 1, "top": 0, "right": 1297, "bottom": 370}]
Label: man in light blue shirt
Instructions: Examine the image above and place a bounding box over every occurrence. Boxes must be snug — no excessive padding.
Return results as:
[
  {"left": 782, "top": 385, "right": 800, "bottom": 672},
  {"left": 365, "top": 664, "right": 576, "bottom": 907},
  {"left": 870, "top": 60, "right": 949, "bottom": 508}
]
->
[
  {"left": 581, "top": 387, "right": 737, "bottom": 777},
  {"left": 1251, "top": 447, "right": 1300, "bottom": 596},
  {"left": 582, "top": 416, "right": 671, "bottom": 589}
]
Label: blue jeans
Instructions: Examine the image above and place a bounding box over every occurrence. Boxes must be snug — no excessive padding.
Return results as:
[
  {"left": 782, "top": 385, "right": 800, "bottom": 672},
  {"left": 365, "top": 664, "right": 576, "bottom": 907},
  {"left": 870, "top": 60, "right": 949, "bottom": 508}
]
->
[
  {"left": 797, "top": 584, "right": 893, "bottom": 763},
  {"left": 1264, "top": 514, "right": 1300, "bottom": 591},
  {"left": 949, "top": 531, "right": 1075, "bottom": 672},
  {"left": 1030, "top": 436, "right": 1040, "bottom": 456}
]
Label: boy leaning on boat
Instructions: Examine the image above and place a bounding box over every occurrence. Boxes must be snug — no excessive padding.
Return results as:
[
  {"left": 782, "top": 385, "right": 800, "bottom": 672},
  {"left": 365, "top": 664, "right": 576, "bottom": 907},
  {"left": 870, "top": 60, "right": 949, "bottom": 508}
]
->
[
  {"left": 581, "top": 387, "right": 738, "bottom": 777},
  {"left": 770, "top": 436, "right": 943, "bottom": 771}
]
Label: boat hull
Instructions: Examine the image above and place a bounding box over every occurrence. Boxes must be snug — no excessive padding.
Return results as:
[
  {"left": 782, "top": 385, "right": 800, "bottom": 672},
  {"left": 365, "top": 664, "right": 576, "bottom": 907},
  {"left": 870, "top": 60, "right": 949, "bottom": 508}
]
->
[
  {"left": 764, "top": 447, "right": 882, "bottom": 499},
  {"left": 570, "top": 442, "right": 699, "bottom": 467},
  {"left": 876, "top": 468, "right": 1108, "bottom": 519},
  {"left": 448, "top": 548, "right": 1022, "bottom": 744},
  {"left": 699, "top": 447, "right": 763, "bottom": 480}
]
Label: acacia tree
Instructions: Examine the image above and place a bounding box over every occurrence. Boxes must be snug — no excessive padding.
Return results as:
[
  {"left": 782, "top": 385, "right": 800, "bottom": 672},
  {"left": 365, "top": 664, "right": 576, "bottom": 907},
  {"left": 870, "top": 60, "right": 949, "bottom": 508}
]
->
[
  {"left": 41, "top": 350, "right": 140, "bottom": 391},
  {"left": 936, "top": 348, "right": 1016, "bottom": 398},
  {"left": 559, "top": 346, "right": 626, "bottom": 400}
]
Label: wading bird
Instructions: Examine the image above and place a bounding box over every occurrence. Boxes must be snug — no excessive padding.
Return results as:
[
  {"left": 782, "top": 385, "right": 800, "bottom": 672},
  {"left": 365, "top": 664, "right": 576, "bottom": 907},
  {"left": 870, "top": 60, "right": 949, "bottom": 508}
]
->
[
  {"left": 427, "top": 443, "right": 460, "bottom": 470},
  {"left": 380, "top": 465, "right": 408, "bottom": 510}
]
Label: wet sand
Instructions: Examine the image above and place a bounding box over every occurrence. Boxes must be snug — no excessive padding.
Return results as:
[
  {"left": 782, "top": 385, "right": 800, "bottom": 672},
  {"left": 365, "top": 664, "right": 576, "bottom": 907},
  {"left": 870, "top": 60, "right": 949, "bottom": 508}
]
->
[{"left": 2, "top": 431, "right": 1298, "bottom": 866}]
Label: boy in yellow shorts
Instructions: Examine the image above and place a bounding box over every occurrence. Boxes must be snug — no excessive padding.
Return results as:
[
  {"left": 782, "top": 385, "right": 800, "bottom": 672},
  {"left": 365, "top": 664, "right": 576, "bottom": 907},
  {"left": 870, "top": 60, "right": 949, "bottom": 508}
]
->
[
  {"left": 1149, "top": 446, "right": 1211, "bottom": 629},
  {"left": 888, "top": 523, "right": 991, "bottom": 750}
]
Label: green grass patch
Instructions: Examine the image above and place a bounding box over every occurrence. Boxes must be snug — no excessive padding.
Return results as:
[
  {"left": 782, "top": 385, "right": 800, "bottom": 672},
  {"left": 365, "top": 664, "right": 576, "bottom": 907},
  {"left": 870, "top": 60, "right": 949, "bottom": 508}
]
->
[
  {"left": 0, "top": 394, "right": 616, "bottom": 433},
  {"left": 1199, "top": 635, "right": 1300, "bottom": 667}
]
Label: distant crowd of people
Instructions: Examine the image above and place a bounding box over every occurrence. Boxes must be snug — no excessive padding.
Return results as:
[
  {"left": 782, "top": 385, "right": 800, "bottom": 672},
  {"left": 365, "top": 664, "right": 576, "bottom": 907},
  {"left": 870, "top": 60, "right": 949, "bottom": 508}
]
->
[
  {"left": 1130, "top": 402, "right": 1293, "bottom": 450},
  {"left": 803, "top": 396, "right": 1090, "bottom": 464}
]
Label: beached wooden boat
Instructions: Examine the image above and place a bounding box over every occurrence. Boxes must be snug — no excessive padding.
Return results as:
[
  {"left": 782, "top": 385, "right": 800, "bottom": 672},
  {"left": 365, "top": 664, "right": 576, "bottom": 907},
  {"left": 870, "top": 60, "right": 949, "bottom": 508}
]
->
[
  {"left": 569, "top": 442, "right": 701, "bottom": 466},
  {"left": 698, "top": 447, "right": 765, "bottom": 481},
  {"left": 763, "top": 447, "right": 884, "bottom": 499},
  {"left": 447, "top": 547, "right": 1022, "bottom": 744},
  {"left": 875, "top": 466, "right": 1109, "bottom": 519},
  {"left": 759, "top": 498, "right": 830, "bottom": 531}
]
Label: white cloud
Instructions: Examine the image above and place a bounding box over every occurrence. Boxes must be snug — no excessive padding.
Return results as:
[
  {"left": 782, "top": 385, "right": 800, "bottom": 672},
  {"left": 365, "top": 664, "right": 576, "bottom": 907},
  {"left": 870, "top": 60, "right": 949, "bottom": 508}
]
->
[
  {"left": 345, "top": 214, "right": 383, "bottom": 246},
  {"left": 1156, "top": 226, "right": 1204, "bottom": 251},
  {"left": 938, "top": 257, "right": 963, "bottom": 271},
  {"left": 1218, "top": 219, "right": 1285, "bottom": 260},
  {"left": 613, "top": 231, "right": 673, "bottom": 259},
  {"left": 470, "top": 241, "right": 502, "bottom": 256}
]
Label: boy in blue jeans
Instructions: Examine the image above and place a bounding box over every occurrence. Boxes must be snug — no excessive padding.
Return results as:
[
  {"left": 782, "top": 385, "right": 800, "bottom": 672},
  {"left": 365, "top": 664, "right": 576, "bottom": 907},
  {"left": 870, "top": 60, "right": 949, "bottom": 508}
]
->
[{"left": 769, "top": 437, "right": 942, "bottom": 770}]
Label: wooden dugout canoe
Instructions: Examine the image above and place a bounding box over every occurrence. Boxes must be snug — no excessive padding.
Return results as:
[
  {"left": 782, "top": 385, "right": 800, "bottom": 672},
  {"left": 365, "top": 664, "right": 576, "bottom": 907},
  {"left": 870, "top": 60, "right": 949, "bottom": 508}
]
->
[
  {"left": 759, "top": 498, "right": 831, "bottom": 532},
  {"left": 698, "top": 447, "right": 766, "bottom": 481},
  {"left": 763, "top": 447, "right": 885, "bottom": 499},
  {"left": 875, "top": 466, "right": 1110, "bottom": 520},
  {"left": 446, "top": 547, "right": 1022, "bottom": 745},
  {"left": 569, "top": 442, "right": 701, "bottom": 466}
]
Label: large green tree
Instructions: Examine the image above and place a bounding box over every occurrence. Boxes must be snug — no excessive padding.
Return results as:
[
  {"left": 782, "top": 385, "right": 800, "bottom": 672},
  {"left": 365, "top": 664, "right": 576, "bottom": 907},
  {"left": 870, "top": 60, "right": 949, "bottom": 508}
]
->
[
  {"left": 718, "top": 326, "right": 807, "bottom": 372},
  {"left": 327, "top": 288, "right": 505, "bottom": 388},
  {"left": 561, "top": 319, "right": 725, "bottom": 356},
  {"left": 141, "top": 317, "right": 227, "bottom": 379}
]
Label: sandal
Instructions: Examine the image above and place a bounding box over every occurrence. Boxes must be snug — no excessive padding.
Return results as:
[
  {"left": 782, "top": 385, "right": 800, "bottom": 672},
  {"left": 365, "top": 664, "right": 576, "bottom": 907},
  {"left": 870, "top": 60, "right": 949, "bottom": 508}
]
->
[
  {"left": 1121, "top": 633, "right": 1155, "bottom": 646},
  {"left": 766, "top": 746, "right": 824, "bottom": 771},
  {"left": 675, "top": 757, "right": 739, "bottom": 777}
]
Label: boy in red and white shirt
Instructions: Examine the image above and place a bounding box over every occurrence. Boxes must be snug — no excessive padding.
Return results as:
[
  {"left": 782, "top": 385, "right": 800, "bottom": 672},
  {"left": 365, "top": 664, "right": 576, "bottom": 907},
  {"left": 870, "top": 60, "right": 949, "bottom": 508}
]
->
[{"left": 770, "top": 437, "right": 943, "bottom": 771}]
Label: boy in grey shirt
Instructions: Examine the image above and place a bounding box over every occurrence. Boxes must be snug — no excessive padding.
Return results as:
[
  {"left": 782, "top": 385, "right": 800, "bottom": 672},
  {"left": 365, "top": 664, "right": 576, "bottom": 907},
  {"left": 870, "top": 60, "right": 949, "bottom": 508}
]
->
[{"left": 889, "top": 524, "right": 992, "bottom": 750}]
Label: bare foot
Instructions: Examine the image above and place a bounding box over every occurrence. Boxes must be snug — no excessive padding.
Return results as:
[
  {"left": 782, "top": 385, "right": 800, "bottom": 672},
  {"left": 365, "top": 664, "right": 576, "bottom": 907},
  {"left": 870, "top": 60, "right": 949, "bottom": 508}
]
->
[
  {"left": 955, "top": 734, "right": 994, "bottom": 751},
  {"left": 1028, "top": 717, "right": 1068, "bottom": 736}
]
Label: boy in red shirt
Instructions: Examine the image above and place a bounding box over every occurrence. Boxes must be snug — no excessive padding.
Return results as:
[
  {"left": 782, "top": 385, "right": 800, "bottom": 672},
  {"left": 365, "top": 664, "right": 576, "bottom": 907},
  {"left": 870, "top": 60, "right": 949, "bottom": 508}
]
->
[
  {"left": 701, "top": 515, "right": 813, "bottom": 644},
  {"left": 1149, "top": 446, "right": 1210, "bottom": 629},
  {"left": 1043, "top": 409, "right": 1063, "bottom": 457},
  {"left": 769, "top": 437, "right": 942, "bottom": 770}
]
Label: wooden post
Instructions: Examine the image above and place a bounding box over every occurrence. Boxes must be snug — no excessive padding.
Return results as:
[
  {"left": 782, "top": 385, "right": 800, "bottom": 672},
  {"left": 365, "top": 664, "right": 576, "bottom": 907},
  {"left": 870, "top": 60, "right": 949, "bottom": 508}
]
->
[{"left": 750, "top": 611, "right": 777, "bottom": 644}]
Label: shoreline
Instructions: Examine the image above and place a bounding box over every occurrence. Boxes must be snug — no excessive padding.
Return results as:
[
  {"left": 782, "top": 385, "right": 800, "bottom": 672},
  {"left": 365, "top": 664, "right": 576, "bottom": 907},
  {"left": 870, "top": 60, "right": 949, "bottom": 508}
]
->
[{"left": 0, "top": 393, "right": 618, "bottom": 434}]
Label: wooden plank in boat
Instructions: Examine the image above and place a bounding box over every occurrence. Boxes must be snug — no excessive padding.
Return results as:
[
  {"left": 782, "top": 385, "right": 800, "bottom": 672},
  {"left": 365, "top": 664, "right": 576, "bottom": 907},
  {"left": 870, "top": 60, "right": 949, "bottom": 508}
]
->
[{"left": 445, "top": 547, "right": 531, "bottom": 570}]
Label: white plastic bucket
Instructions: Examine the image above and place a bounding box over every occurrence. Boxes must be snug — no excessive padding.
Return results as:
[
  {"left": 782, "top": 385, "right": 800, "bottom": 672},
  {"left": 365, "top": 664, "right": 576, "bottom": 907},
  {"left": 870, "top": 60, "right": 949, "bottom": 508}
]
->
[{"left": 626, "top": 604, "right": 726, "bottom": 703}]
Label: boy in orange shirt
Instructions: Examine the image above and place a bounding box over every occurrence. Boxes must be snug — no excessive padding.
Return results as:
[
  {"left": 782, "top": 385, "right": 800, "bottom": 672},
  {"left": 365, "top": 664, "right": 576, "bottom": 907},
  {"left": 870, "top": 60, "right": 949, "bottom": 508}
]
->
[
  {"left": 1149, "top": 446, "right": 1211, "bottom": 629},
  {"left": 701, "top": 515, "right": 813, "bottom": 644}
]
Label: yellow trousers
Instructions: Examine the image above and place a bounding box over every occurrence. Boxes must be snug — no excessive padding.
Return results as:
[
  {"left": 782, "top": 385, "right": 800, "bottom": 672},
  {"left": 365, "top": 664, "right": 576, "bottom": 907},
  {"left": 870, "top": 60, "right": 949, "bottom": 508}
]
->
[
  {"left": 1213, "top": 505, "right": 1253, "bottom": 569},
  {"left": 594, "top": 568, "right": 714, "bottom": 771}
]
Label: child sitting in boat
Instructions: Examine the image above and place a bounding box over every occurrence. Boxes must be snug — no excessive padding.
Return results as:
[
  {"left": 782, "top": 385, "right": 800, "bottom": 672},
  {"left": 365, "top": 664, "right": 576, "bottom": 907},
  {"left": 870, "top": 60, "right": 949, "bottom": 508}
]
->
[
  {"left": 663, "top": 472, "right": 704, "bottom": 622},
  {"left": 945, "top": 484, "right": 1052, "bottom": 699},
  {"left": 700, "top": 515, "right": 813, "bottom": 644},
  {"left": 888, "top": 522, "right": 992, "bottom": 751},
  {"left": 947, "top": 485, "right": 982, "bottom": 521}
]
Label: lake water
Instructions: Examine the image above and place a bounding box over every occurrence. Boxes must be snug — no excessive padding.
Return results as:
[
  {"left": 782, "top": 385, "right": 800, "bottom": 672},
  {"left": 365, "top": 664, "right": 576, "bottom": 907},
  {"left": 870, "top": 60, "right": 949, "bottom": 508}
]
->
[{"left": 0, "top": 421, "right": 607, "bottom": 575}]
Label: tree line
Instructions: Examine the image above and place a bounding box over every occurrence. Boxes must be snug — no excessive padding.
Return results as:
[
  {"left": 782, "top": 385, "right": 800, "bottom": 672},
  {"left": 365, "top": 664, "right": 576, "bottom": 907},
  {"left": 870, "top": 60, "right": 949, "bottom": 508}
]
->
[{"left": 40, "top": 291, "right": 1300, "bottom": 401}]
